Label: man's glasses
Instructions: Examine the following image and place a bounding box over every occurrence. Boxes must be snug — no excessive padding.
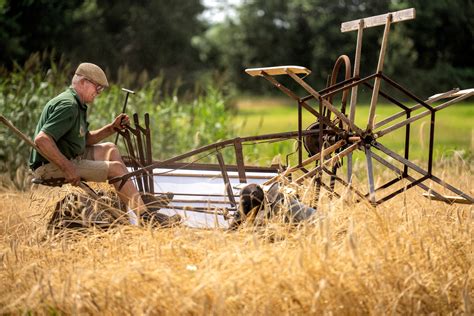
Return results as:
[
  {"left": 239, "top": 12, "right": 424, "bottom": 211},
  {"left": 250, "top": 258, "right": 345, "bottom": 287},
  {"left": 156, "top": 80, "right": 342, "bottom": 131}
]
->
[{"left": 84, "top": 78, "right": 104, "bottom": 93}]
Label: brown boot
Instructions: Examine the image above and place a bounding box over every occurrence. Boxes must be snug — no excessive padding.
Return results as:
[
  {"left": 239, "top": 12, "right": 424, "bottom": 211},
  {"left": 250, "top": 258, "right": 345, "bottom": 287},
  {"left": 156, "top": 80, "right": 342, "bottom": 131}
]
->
[
  {"left": 141, "top": 192, "right": 174, "bottom": 211},
  {"left": 141, "top": 210, "right": 182, "bottom": 228}
]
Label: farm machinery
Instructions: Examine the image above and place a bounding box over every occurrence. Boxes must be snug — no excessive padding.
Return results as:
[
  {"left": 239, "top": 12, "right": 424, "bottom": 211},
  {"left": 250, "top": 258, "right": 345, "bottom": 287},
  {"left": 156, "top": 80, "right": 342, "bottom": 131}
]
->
[{"left": 1, "top": 8, "right": 473, "bottom": 229}]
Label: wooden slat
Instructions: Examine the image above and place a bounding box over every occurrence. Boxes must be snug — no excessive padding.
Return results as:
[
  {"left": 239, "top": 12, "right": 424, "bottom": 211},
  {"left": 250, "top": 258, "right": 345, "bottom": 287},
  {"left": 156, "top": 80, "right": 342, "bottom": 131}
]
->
[
  {"left": 245, "top": 65, "right": 311, "bottom": 77},
  {"left": 367, "top": 14, "right": 392, "bottom": 131},
  {"left": 341, "top": 8, "right": 415, "bottom": 33},
  {"left": 422, "top": 193, "right": 473, "bottom": 205},
  {"left": 429, "top": 88, "right": 474, "bottom": 100}
]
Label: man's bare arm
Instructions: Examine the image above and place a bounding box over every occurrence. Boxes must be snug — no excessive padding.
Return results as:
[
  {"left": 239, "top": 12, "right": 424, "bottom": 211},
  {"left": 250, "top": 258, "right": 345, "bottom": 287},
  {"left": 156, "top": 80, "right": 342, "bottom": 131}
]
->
[
  {"left": 86, "top": 113, "right": 129, "bottom": 145},
  {"left": 34, "top": 131, "right": 81, "bottom": 185}
]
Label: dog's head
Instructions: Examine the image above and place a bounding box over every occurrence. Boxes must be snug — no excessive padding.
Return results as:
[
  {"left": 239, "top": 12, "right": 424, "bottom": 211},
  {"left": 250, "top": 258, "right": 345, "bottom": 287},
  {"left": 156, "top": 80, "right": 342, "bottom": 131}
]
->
[{"left": 239, "top": 183, "right": 265, "bottom": 216}]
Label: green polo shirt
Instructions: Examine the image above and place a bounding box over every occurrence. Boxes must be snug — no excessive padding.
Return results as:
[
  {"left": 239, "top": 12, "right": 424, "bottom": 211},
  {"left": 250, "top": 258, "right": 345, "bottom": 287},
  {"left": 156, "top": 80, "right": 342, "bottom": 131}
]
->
[{"left": 29, "top": 88, "right": 89, "bottom": 169}]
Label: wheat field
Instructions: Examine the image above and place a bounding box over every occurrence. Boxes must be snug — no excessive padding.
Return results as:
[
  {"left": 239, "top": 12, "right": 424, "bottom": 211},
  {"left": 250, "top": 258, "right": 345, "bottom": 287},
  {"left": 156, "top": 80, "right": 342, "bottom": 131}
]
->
[{"left": 0, "top": 162, "right": 472, "bottom": 315}]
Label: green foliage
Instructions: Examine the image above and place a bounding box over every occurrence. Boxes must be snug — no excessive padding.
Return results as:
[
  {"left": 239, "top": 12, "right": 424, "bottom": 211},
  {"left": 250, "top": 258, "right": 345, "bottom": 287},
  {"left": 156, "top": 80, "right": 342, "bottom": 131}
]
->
[
  {"left": 0, "top": 0, "right": 206, "bottom": 86},
  {"left": 0, "top": 58, "right": 236, "bottom": 189},
  {"left": 195, "top": 0, "right": 474, "bottom": 96},
  {"left": 0, "top": 53, "right": 72, "bottom": 189},
  {"left": 1, "top": 0, "right": 472, "bottom": 97}
]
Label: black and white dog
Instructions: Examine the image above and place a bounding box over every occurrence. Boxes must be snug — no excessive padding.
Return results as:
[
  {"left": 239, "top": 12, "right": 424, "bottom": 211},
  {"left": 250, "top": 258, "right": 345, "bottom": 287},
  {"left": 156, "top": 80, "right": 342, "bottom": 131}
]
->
[{"left": 228, "top": 182, "right": 316, "bottom": 229}]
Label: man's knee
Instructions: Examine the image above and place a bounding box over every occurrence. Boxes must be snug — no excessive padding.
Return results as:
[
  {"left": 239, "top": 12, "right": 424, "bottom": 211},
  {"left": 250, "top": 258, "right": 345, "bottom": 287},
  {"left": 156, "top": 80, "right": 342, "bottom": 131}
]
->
[
  {"left": 107, "top": 161, "right": 128, "bottom": 177},
  {"left": 97, "top": 142, "right": 121, "bottom": 161}
]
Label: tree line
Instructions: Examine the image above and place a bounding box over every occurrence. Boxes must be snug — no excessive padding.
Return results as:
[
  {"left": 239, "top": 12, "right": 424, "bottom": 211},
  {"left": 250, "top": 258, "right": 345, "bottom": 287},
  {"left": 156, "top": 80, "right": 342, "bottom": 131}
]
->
[{"left": 1, "top": 0, "right": 472, "bottom": 96}]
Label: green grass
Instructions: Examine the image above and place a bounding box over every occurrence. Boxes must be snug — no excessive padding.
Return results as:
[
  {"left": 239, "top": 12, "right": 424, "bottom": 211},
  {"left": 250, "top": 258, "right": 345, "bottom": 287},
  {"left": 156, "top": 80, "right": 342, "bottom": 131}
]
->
[{"left": 234, "top": 96, "right": 473, "bottom": 165}]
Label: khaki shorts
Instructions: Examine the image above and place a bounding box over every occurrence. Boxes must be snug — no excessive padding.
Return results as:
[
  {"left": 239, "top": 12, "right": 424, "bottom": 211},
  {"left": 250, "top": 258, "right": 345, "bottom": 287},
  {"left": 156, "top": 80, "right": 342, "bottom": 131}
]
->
[{"left": 34, "top": 146, "right": 110, "bottom": 182}]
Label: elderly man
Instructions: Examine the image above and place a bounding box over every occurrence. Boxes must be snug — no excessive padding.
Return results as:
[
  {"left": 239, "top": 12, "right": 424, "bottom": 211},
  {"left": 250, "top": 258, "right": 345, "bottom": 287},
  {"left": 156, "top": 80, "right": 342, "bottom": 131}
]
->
[{"left": 29, "top": 62, "right": 179, "bottom": 226}]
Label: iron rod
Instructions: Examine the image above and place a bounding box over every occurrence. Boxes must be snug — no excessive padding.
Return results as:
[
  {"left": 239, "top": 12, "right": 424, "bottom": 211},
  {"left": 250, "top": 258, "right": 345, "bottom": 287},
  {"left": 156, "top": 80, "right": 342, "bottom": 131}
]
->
[
  {"left": 216, "top": 151, "right": 237, "bottom": 208},
  {"left": 374, "top": 88, "right": 459, "bottom": 129},
  {"left": 365, "top": 146, "right": 376, "bottom": 203},
  {"left": 381, "top": 73, "right": 435, "bottom": 111},
  {"left": 376, "top": 92, "right": 473, "bottom": 137},
  {"left": 286, "top": 69, "right": 362, "bottom": 134},
  {"left": 373, "top": 142, "right": 474, "bottom": 203},
  {"left": 233, "top": 138, "right": 247, "bottom": 183},
  {"left": 295, "top": 142, "right": 359, "bottom": 184},
  {"left": 321, "top": 166, "right": 367, "bottom": 201},
  {"left": 371, "top": 151, "right": 451, "bottom": 203},
  {"left": 264, "top": 139, "right": 346, "bottom": 185}
]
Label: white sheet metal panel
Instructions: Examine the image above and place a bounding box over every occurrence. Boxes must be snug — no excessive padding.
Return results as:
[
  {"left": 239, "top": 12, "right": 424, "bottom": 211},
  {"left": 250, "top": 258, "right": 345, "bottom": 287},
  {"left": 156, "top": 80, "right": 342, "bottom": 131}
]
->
[{"left": 130, "top": 168, "right": 277, "bottom": 228}]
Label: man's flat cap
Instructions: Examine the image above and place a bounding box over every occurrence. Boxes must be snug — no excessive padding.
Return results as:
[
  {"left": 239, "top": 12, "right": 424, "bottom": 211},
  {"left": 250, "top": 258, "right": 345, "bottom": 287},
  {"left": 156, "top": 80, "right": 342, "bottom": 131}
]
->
[{"left": 75, "top": 63, "right": 109, "bottom": 87}]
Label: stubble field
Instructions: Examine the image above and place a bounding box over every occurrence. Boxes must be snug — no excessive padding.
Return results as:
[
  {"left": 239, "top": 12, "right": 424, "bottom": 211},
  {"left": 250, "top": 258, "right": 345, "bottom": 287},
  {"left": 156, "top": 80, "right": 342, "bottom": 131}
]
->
[{"left": 0, "top": 161, "right": 472, "bottom": 315}]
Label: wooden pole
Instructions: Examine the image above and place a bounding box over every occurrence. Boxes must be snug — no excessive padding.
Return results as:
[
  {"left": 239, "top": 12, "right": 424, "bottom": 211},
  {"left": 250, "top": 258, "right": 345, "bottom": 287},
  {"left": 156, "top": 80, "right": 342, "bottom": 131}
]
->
[
  {"left": 367, "top": 14, "right": 392, "bottom": 131},
  {"left": 347, "top": 19, "right": 364, "bottom": 183}
]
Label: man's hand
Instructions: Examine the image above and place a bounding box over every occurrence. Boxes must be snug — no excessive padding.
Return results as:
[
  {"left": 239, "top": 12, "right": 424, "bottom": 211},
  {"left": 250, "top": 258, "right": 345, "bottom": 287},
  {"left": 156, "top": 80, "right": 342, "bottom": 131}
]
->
[
  {"left": 111, "top": 113, "right": 130, "bottom": 131},
  {"left": 87, "top": 113, "right": 130, "bottom": 145},
  {"left": 35, "top": 131, "right": 81, "bottom": 186},
  {"left": 63, "top": 161, "right": 81, "bottom": 186}
]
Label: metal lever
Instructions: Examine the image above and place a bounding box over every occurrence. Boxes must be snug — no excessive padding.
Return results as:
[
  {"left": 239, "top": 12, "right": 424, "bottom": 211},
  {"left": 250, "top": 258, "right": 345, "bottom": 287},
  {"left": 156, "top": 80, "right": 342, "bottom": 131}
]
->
[{"left": 114, "top": 88, "right": 135, "bottom": 144}]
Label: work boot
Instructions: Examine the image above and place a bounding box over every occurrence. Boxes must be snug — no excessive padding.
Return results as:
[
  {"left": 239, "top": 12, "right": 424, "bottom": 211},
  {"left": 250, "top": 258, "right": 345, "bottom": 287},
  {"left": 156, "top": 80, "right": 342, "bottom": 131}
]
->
[
  {"left": 141, "top": 192, "right": 174, "bottom": 211},
  {"left": 141, "top": 211, "right": 182, "bottom": 228}
]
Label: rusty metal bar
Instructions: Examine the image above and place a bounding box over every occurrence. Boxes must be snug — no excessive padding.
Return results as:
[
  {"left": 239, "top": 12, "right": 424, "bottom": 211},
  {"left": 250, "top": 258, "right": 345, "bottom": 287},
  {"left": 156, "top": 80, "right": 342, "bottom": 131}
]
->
[
  {"left": 170, "top": 199, "right": 237, "bottom": 205},
  {"left": 403, "top": 111, "right": 411, "bottom": 176},
  {"left": 166, "top": 206, "right": 231, "bottom": 215},
  {"left": 376, "top": 176, "right": 428, "bottom": 205},
  {"left": 152, "top": 172, "right": 273, "bottom": 180},
  {"left": 112, "top": 129, "right": 334, "bottom": 188},
  {"left": 301, "top": 76, "right": 358, "bottom": 103},
  {"left": 295, "top": 142, "right": 359, "bottom": 184},
  {"left": 329, "top": 164, "right": 339, "bottom": 197},
  {"left": 375, "top": 92, "right": 472, "bottom": 138},
  {"left": 162, "top": 192, "right": 238, "bottom": 198},
  {"left": 298, "top": 100, "right": 303, "bottom": 166},
  {"left": 264, "top": 139, "right": 347, "bottom": 185},
  {"left": 313, "top": 174, "right": 342, "bottom": 200},
  {"left": 233, "top": 138, "right": 247, "bottom": 183},
  {"left": 302, "top": 73, "right": 378, "bottom": 104},
  {"left": 380, "top": 73, "right": 435, "bottom": 111},
  {"left": 118, "top": 129, "right": 144, "bottom": 192},
  {"left": 363, "top": 82, "right": 410, "bottom": 111},
  {"left": 314, "top": 98, "right": 324, "bottom": 199},
  {"left": 371, "top": 151, "right": 451, "bottom": 203},
  {"left": 140, "top": 161, "right": 278, "bottom": 173},
  {"left": 317, "top": 97, "right": 324, "bottom": 174},
  {"left": 286, "top": 68, "right": 361, "bottom": 134},
  {"left": 429, "top": 175, "right": 474, "bottom": 203},
  {"left": 321, "top": 166, "right": 368, "bottom": 201},
  {"left": 326, "top": 55, "right": 352, "bottom": 110},
  {"left": 364, "top": 146, "right": 376, "bottom": 203},
  {"left": 132, "top": 114, "right": 149, "bottom": 192},
  {"left": 216, "top": 151, "right": 237, "bottom": 208},
  {"left": 373, "top": 142, "right": 474, "bottom": 203},
  {"left": 372, "top": 177, "right": 402, "bottom": 192},
  {"left": 144, "top": 113, "right": 154, "bottom": 193},
  {"left": 374, "top": 88, "right": 459, "bottom": 129},
  {"left": 262, "top": 72, "right": 346, "bottom": 134},
  {"left": 261, "top": 72, "right": 300, "bottom": 101},
  {"left": 427, "top": 112, "right": 435, "bottom": 175}
]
